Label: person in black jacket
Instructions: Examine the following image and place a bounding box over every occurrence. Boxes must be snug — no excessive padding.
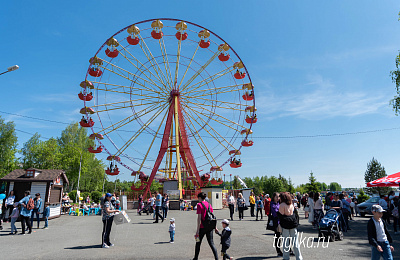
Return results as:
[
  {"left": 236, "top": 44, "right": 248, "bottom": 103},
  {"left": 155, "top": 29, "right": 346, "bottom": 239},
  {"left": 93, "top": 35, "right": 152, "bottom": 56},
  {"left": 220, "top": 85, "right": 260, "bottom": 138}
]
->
[
  {"left": 367, "top": 205, "right": 394, "bottom": 260},
  {"left": 215, "top": 219, "right": 232, "bottom": 260}
]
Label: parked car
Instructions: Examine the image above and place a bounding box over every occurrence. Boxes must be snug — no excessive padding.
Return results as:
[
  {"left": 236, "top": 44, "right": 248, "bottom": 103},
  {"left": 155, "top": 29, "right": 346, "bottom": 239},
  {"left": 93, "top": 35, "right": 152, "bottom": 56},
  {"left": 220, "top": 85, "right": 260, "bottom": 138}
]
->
[{"left": 357, "top": 196, "right": 380, "bottom": 217}]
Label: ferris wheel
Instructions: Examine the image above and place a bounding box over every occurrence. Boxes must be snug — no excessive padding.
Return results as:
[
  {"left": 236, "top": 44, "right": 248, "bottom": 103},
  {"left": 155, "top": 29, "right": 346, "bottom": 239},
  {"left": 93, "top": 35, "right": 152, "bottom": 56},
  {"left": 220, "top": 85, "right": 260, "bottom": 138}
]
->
[{"left": 78, "top": 18, "right": 256, "bottom": 198}]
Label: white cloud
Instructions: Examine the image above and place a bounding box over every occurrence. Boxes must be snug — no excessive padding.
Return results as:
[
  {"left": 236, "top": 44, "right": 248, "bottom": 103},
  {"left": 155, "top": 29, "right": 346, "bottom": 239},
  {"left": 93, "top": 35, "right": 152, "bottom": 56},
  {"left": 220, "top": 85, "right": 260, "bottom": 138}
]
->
[{"left": 257, "top": 74, "right": 389, "bottom": 120}]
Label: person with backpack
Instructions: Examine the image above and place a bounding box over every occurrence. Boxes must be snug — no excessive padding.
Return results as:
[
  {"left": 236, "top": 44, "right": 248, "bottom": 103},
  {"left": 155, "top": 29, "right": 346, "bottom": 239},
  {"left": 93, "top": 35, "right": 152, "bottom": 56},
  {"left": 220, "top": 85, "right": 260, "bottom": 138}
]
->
[
  {"left": 19, "top": 190, "right": 33, "bottom": 235},
  {"left": 278, "top": 192, "right": 302, "bottom": 260},
  {"left": 193, "top": 192, "right": 218, "bottom": 260},
  {"left": 31, "top": 193, "right": 42, "bottom": 229}
]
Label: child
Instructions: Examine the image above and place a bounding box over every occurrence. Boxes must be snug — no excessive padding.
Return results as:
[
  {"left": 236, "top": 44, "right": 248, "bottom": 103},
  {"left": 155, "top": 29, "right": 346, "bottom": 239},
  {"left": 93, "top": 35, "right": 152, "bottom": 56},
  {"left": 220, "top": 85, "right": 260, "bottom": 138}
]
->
[
  {"left": 367, "top": 205, "right": 394, "bottom": 260},
  {"left": 255, "top": 196, "right": 263, "bottom": 221},
  {"left": 215, "top": 219, "right": 233, "bottom": 260},
  {"left": 9, "top": 202, "right": 19, "bottom": 234},
  {"left": 43, "top": 202, "right": 50, "bottom": 229},
  {"left": 169, "top": 218, "right": 175, "bottom": 243}
]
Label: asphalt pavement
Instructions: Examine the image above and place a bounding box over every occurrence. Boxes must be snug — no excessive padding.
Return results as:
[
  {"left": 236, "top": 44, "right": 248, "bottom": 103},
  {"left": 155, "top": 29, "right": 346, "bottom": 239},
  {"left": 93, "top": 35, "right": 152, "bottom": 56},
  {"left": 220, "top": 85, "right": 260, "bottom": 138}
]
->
[{"left": 0, "top": 208, "right": 399, "bottom": 259}]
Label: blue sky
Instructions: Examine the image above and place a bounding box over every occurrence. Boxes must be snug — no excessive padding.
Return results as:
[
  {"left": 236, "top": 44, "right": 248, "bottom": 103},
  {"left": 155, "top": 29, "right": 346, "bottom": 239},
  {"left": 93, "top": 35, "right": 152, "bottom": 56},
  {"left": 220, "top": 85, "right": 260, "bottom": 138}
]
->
[{"left": 1, "top": 1, "right": 400, "bottom": 188}]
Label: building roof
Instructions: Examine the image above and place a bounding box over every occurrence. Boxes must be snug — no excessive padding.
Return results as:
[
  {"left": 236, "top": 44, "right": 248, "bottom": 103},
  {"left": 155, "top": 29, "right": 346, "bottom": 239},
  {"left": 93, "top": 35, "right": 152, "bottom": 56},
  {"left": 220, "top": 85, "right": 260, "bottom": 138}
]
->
[{"left": 0, "top": 168, "right": 69, "bottom": 185}]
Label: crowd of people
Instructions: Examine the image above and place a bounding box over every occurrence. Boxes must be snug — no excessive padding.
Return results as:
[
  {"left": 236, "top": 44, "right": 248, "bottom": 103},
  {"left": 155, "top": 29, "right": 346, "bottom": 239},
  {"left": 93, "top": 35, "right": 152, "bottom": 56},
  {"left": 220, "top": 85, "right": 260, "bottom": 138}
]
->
[{"left": 0, "top": 190, "right": 50, "bottom": 235}]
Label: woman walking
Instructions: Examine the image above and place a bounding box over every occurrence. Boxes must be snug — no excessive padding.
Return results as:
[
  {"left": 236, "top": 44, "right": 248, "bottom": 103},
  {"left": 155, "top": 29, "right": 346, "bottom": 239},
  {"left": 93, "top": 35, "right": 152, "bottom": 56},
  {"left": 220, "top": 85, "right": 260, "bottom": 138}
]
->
[
  {"left": 102, "top": 193, "right": 119, "bottom": 248},
  {"left": 307, "top": 192, "right": 314, "bottom": 226},
  {"left": 137, "top": 194, "right": 143, "bottom": 215},
  {"left": 4, "top": 190, "right": 15, "bottom": 222},
  {"left": 270, "top": 192, "right": 283, "bottom": 256},
  {"left": 278, "top": 192, "right": 303, "bottom": 260},
  {"left": 236, "top": 193, "right": 245, "bottom": 221},
  {"left": 227, "top": 192, "right": 235, "bottom": 221},
  {"left": 193, "top": 192, "right": 218, "bottom": 260},
  {"left": 313, "top": 192, "right": 324, "bottom": 229}
]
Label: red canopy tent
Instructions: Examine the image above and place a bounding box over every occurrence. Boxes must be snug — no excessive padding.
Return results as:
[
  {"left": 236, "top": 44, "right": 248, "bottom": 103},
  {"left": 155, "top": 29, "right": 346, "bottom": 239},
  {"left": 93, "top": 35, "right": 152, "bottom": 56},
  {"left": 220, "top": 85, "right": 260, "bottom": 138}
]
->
[{"left": 366, "top": 172, "right": 400, "bottom": 187}]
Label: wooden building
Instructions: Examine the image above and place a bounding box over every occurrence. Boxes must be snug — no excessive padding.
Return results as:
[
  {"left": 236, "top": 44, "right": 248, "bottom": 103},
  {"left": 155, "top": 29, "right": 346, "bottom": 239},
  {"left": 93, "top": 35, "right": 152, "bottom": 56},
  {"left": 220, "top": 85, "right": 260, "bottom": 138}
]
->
[{"left": 0, "top": 168, "right": 69, "bottom": 219}]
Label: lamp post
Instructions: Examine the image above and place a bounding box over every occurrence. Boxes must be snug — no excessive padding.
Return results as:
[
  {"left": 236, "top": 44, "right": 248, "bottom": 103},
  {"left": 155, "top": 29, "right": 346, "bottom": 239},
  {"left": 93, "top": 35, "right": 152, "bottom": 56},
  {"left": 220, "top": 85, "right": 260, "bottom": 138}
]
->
[{"left": 0, "top": 65, "right": 19, "bottom": 76}]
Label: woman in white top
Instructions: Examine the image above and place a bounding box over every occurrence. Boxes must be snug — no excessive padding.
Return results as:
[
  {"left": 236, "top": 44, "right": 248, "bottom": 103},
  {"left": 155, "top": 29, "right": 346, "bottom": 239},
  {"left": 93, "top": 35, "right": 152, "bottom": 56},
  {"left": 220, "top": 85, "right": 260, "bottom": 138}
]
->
[
  {"left": 307, "top": 192, "right": 315, "bottom": 225},
  {"left": 227, "top": 192, "right": 235, "bottom": 221},
  {"left": 4, "top": 190, "right": 15, "bottom": 222},
  {"left": 313, "top": 192, "right": 324, "bottom": 229}
]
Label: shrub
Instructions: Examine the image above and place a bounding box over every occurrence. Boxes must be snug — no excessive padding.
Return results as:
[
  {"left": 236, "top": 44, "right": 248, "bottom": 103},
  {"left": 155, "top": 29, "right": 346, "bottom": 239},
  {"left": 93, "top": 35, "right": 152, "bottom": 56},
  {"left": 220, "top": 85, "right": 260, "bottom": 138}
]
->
[
  {"left": 91, "top": 191, "right": 102, "bottom": 204},
  {"left": 68, "top": 190, "right": 77, "bottom": 203},
  {"left": 81, "top": 192, "right": 90, "bottom": 201},
  {"left": 357, "top": 189, "right": 370, "bottom": 203}
]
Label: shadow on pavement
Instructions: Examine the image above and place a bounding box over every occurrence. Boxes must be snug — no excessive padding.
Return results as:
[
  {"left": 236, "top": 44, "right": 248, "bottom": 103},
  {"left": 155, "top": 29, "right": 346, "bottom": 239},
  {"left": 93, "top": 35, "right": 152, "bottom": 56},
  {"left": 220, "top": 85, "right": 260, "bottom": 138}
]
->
[
  {"left": 65, "top": 245, "right": 101, "bottom": 250},
  {"left": 154, "top": 241, "right": 171, "bottom": 244},
  {"left": 236, "top": 257, "right": 277, "bottom": 260}
]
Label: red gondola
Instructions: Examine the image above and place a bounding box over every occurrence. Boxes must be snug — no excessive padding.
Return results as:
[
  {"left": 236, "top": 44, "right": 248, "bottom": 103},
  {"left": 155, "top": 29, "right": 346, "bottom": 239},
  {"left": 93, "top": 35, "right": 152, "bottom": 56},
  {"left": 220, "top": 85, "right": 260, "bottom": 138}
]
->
[
  {"left": 88, "top": 146, "right": 103, "bottom": 153},
  {"left": 199, "top": 39, "right": 211, "bottom": 48},
  {"left": 242, "top": 140, "right": 254, "bottom": 147},
  {"left": 210, "top": 178, "right": 223, "bottom": 185},
  {"left": 127, "top": 36, "right": 140, "bottom": 45},
  {"left": 89, "top": 133, "right": 104, "bottom": 140},
  {"left": 105, "top": 168, "right": 120, "bottom": 175},
  {"left": 245, "top": 117, "right": 257, "bottom": 123},
  {"left": 78, "top": 93, "right": 93, "bottom": 101},
  {"left": 218, "top": 53, "right": 230, "bottom": 62},
  {"left": 234, "top": 71, "right": 246, "bottom": 79},
  {"left": 175, "top": 32, "right": 188, "bottom": 40},
  {"left": 151, "top": 30, "right": 163, "bottom": 39},
  {"left": 105, "top": 48, "right": 119, "bottom": 58},
  {"left": 89, "top": 68, "right": 102, "bottom": 77},
  {"left": 107, "top": 155, "right": 121, "bottom": 162},
  {"left": 80, "top": 118, "right": 94, "bottom": 127},
  {"left": 242, "top": 93, "right": 253, "bottom": 101},
  {"left": 230, "top": 162, "right": 242, "bottom": 168}
]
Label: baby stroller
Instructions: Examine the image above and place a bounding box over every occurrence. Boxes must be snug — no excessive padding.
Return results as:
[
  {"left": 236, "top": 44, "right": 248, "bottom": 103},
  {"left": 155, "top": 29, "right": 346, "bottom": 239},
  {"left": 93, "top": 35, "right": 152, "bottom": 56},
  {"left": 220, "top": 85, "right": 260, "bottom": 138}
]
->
[
  {"left": 318, "top": 209, "right": 343, "bottom": 242},
  {"left": 138, "top": 201, "right": 153, "bottom": 215}
]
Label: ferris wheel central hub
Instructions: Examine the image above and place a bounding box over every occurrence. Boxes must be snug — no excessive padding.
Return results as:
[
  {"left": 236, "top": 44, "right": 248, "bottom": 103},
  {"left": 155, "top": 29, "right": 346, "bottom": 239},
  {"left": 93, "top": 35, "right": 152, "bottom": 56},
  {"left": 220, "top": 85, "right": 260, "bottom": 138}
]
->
[{"left": 170, "top": 89, "right": 180, "bottom": 98}]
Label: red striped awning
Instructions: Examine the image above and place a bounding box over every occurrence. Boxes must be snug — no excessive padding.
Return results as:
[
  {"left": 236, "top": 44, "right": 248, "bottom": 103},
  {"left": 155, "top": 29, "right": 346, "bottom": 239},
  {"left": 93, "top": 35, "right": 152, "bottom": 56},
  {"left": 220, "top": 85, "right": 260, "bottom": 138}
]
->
[{"left": 366, "top": 172, "right": 400, "bottom": 187}]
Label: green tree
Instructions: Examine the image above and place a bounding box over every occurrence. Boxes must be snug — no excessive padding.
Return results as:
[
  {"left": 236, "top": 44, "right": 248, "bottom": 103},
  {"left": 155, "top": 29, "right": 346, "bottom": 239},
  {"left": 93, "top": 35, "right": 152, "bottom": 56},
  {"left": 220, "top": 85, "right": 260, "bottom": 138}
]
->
[
  {"left": 263, "top": 176, "right": 284, "bottom": 196},
  {"left": 287, "top": 177, "right": 296, "bottom": 194},
  {"left": 0, "top": 118, "right": 18, "bottom": 178},
  {"left": 305, "top": 172, "right": 320, "bottom": 193},
  {"left": 232, "top": 176, "right": 241, "bottom": 189},
  {"left": 329, "top": 182, "right": 342, "bottom": 191},
  {"left": 364, "top": 157, "right": 391, "bottom": 196},
  {"left": 21, "top": 134, "right": 62, "bottom": 169},
  {"left": 390, "top": 51, "right": 400, "bottom": 114}
]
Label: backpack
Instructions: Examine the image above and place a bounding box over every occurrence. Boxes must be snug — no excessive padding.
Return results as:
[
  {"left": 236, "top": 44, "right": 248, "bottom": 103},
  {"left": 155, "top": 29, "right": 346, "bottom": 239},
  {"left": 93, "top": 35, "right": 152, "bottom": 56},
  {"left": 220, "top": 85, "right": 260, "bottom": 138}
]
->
[
  {"left": 392, "top": 207, "right": 399, "bottom": 218},
  {"left": 200, "top": 202, "right": 216, "bottom": 231},
  {"left": 26, "top": 198, "right": 35, "bottom": 210}
]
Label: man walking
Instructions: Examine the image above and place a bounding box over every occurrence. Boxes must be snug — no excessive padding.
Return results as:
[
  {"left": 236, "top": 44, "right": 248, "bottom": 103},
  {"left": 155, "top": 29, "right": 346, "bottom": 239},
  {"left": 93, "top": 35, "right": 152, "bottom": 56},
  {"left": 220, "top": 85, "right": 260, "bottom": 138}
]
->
[
  {"left": 249, "top": 192, "right": 255, "bottom": 217},
  {"left": 153, "top": 191, "right": 164, "bottom": 223},
  {"left": 19, "top": 190, "right": 33, "bottom": 235}
]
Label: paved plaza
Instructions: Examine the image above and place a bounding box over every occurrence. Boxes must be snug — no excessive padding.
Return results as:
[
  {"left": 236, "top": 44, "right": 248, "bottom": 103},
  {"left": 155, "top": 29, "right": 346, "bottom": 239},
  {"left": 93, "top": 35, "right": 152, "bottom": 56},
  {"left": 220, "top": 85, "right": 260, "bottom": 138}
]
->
[{"left": 0, "top": 209, "right": 399, "bottom": 260}]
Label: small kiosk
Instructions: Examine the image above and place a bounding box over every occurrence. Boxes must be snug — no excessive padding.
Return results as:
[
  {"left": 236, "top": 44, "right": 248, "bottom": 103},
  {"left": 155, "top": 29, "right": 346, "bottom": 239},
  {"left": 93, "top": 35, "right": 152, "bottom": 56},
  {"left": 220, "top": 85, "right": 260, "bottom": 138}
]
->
[
  {"left": 202, "top": 187, "right": 223, "bottom": 209},
  {"left": 1, "top": 168, "right": 69, "bottom": 219}
]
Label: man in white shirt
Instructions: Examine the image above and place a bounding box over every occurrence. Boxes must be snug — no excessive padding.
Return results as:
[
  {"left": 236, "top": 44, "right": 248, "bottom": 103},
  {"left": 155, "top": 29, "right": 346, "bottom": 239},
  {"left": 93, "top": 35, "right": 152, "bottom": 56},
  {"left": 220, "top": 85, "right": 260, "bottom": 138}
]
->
[
  {"left": 149, "top": 194, "right": 155, "bottom": 219},
  {"left": 227, "top": 193, "right": 235, "bottom": 221}
]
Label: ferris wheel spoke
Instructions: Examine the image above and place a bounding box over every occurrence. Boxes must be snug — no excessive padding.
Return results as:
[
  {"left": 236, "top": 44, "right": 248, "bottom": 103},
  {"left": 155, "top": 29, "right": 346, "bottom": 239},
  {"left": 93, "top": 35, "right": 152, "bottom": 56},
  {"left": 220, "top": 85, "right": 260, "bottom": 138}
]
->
[
  {"left": 95, "top": 99, "right": 165, "bottom": 113},
  {"left": 183, "top": 105, "right": 233, "bottom": 151},
  {"left": 92, "top": 81, "right": 165, "bottom": 95},
  {"left": 180, "top": 106, "right": 215, "bottom": 166},
  {"left": 118, "top": 44, "right": 167, "bottom": 90},
  {"left": 182, "top": 83, "right": 242, "bottom": 96},
  {"left": 177, "top": 43, "right": 200, "bottom": 90},
  {"left": 91, "top": 96, "right": 162, "bottom": 109},
  {"left": 115, "top": 103, "right": 169, "bottom": 156},
  {"left": 99, "top": 62, "right": 165, "bottom": 94},
  {"left": 181, "top": 67, "right": 236, "bottom": 95},
  {"left": 184, "top": 99, "right": 244, "bottom": 112},
  {"left": 100, "top": 102, "right": 167, "bottom": 135},
  {"left": 158, "top": 38, "right": 174, "bottom": 88},
  {"left": 190, "top": 97, "right": 246, "bottom": 107},
  {"left": 138, "top": 34, "right": 171, "bottom": 88},
  {"left": 136, "top": 107, "right": 170, "bottom": 172},
  {"left": 173, "top": 34, "right": 183, "bottom": 87},
  {"left": 187, "top": 87, "right": 242, "bottom": 99},
  {"left": 188, "top": 101, "right": 246, "bottom": 131},
  {"left": 94, "top": 87, "right": 163, "bottom": 99},
  {"left": 180, "top": 49, "right": 223, "bottom": 92},
  {"left": 99, "top": 65, "right": 164, "bottom": 94}
]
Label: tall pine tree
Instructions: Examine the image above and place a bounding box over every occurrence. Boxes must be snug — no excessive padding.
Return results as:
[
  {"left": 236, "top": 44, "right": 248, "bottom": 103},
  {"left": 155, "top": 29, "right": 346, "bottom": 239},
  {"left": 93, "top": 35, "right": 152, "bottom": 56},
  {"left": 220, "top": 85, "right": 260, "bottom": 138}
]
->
[{"left": 364, "top": 157, "right": 391, "bottom": 196}]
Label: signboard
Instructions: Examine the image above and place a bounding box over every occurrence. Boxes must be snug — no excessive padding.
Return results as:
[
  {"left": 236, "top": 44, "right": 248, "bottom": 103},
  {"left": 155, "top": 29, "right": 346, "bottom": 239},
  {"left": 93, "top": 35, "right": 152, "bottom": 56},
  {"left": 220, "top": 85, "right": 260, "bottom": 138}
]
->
[
  {"left": 166, "top": 190, "right": 180, "bottom": 200},
  {"left": 114, "top": 210, "right": 131, "bottom": 225}
]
